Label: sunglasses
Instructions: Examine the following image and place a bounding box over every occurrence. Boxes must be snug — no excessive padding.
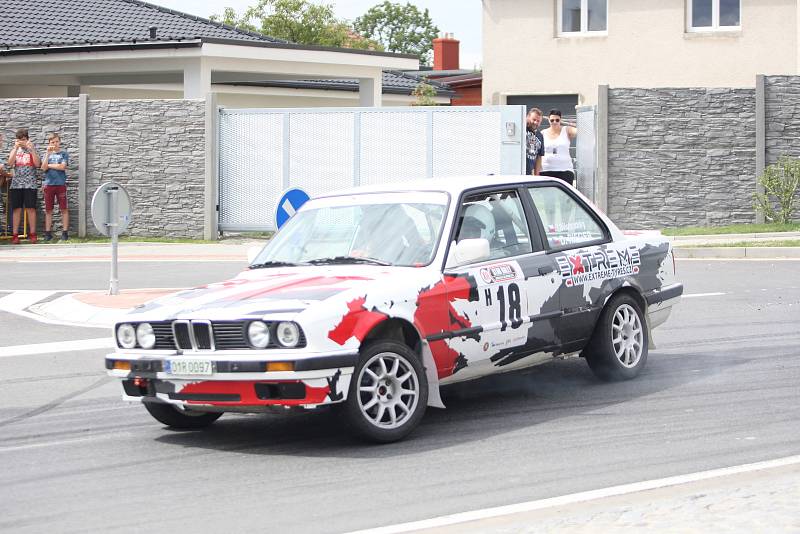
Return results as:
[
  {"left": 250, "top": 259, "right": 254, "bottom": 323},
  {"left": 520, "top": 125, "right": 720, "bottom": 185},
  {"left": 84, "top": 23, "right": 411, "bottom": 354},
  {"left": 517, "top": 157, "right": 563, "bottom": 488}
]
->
[{"left": 550, "top": 118, "right": 561, "bottom": 123}]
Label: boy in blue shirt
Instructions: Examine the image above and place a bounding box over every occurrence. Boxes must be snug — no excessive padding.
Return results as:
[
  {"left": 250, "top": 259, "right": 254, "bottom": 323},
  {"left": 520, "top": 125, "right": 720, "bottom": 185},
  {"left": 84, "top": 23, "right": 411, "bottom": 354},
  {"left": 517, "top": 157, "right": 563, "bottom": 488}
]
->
[{"left": 40, "top": 133, "right": 69, "bottom": 241}]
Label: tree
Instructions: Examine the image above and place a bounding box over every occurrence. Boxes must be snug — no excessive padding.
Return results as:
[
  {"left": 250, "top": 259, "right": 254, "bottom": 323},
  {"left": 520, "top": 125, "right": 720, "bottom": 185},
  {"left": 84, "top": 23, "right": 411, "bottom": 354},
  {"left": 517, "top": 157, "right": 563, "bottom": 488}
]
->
[
  {"left": 353, "top": 2, "right": 439, "bottom": 65},
  {"left": 753, "top": 156, "right": 800, "bottom": 224},
  {"left": 211, "top": 0, "right": 381, "bottom": 50},
  {"left": 411, "top": 77, "right": 437, "bottom": 106}
]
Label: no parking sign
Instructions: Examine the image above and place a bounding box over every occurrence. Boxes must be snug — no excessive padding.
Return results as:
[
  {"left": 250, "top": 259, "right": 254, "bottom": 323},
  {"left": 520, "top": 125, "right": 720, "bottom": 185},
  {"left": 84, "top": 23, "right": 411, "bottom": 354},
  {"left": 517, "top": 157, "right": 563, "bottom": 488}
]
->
[{"left": 275, "top": 188, "right": 310, "bottom": 229}]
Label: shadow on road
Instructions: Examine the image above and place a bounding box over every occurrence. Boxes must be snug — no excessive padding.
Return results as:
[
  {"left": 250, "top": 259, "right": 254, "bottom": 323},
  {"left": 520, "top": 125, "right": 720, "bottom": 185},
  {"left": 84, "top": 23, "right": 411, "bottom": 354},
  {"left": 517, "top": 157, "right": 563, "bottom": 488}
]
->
[{"left": 154, "top": 350, "right": 750, "bottom": 457}]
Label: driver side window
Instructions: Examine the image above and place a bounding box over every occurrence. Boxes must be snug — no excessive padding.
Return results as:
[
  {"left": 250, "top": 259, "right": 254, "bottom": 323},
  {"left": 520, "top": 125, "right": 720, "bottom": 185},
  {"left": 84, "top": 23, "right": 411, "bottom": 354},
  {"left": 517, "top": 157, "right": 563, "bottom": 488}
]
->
[{"left": 454, "top": 190, "right": 533, "bottom": 261}]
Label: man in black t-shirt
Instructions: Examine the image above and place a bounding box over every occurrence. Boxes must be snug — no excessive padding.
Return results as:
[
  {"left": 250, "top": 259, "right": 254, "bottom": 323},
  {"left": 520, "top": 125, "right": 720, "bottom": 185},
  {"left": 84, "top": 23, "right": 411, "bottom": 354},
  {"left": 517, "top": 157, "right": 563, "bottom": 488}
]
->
[{"left": 525, "top": 107, "right": 545, "bottom": 176}]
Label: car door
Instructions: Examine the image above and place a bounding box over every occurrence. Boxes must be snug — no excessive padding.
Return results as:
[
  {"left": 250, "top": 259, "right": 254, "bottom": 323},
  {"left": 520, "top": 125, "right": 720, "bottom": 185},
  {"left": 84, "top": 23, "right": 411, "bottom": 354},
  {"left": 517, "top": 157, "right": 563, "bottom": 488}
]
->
[
  {"left": 526, "top": 184, "right": 617, "bottom": 352},
  {"left": 439, "top": 188, "right": 562, "bottom": 382}
]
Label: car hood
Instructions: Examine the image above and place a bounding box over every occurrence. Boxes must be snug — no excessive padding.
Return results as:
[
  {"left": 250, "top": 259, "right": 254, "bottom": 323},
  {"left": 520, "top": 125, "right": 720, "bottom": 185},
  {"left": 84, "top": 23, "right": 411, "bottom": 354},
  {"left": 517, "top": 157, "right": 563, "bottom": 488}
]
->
[{"left": 123, "top": 266, "right": 415, "bottom": 321}]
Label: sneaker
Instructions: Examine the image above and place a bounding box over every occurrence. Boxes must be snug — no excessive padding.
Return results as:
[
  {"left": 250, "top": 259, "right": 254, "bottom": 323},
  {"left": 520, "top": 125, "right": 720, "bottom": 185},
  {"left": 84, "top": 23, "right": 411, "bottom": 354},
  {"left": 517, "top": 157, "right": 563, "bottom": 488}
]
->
[
  {"left": 61, "top": 231, "right": 69, "bottom": 241},
  {"left": 11, "top": 234, "right": 20, "bottom": 245},
  {"left": 29, "top": 233, "right": 38, "bottom": 244},
  {"left": 43, "top": 231, "right": 53, "bottom": 242}
]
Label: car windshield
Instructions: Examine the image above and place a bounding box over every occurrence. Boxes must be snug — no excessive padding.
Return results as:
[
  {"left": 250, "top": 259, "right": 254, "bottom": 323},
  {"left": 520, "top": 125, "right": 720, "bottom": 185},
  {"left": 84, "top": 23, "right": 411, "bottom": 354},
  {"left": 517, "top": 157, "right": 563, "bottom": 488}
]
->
[{"left": 252, "top": 192, "right": 449, "bottom": 268}]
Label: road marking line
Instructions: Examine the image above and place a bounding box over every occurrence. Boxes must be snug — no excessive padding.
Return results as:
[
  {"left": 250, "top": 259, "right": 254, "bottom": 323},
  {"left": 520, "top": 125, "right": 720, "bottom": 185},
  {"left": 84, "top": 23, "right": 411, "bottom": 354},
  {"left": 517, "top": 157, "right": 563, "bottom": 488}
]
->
[
  {"left": 683, "top": 292, "right": 726, "bottom": 298},
  {"left": 0, "top": 290, "right": 54, "bottom": 312},
  {"left": 0, "top": 338, "right": 112, "bottom": 358},
  {"left": 0, "top": 432, "right": 133, "bottom": 453},
  {"left": 349, "top": 455, "right": 800, "bottom": 534},
  {"left": 676, "top": 258, "right": 800, "bottom": 261}
]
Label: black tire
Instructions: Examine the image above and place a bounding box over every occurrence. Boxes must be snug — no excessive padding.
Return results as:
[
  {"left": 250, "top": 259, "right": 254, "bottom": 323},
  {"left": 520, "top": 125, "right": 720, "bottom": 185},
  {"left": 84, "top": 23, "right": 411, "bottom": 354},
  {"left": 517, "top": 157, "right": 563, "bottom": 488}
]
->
[
  {"left": 342, "top": 341, "right": 428, "bottom": 443},
  {"left": 144, "top": 401, "right": 222, "bottom": 429},
  {"left": 584, "top": 293, "right": 648, "bottom": 381}
]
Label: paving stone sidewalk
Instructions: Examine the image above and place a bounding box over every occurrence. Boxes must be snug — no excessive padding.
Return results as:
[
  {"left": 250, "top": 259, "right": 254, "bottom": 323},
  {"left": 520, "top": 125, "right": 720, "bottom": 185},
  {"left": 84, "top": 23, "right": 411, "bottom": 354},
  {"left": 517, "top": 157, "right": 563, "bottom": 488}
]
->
[{"left": 414, "top": 463, "right": 800, "bottom": 534}]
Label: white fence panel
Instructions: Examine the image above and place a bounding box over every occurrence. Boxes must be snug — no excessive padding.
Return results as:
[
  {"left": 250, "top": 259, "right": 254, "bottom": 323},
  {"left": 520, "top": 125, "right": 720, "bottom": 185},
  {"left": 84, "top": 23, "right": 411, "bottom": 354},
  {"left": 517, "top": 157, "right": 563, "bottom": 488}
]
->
[
  {"left": 218, "top": 105, "right": 525, "bottom": 231},
  {"left": 576, "top": 105, "right": 597, "bottom": 202}
]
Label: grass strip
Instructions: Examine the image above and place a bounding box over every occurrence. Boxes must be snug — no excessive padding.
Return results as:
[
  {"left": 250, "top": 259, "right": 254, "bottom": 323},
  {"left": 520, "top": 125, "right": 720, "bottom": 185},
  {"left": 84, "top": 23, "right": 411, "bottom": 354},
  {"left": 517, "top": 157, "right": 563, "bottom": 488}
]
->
[
  {"left": 662, "top": 222, "right": 800, "bottom": 236},
  {"left": 681, "top": 240, "right": 800, "bottom": 248}
]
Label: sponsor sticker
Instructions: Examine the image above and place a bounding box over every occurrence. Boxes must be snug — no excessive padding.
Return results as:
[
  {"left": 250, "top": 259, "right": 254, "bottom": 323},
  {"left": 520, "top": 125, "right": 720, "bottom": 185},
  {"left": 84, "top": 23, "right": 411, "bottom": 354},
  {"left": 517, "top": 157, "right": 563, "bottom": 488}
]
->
[
  {"left": 556, "top": 245, "right": 641, "bottom": 287},
  {"left": 479, "top": 263, "right": 518, "bottom": 284}
]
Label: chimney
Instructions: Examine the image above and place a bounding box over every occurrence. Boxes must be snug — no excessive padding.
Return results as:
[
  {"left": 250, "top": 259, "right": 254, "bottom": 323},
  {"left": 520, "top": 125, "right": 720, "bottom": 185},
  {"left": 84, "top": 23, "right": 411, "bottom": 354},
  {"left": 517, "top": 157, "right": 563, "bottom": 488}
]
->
[{"left": 433, "top": 32, "right": 459, "bottom": 71}]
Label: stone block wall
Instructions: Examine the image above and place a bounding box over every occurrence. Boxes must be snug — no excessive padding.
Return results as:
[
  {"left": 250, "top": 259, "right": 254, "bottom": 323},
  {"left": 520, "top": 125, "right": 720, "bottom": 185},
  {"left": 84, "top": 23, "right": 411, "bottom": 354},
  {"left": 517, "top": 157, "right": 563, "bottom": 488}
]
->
[
  {"left": 1, "top": 97, "right": 206, "bottom": 239},
  {"left": 87, "top": 99, "right": 206, "bottom": 238},
  {"left": 0, "top": 98, "right": 80, "bottom": 237},
  {"left": 765, "top": 76, "right": 800, "bottom": 165},
  {"left": 608, "top": 88, "right": 756, "bottom": 229},
  {"left": 764, "top": 76, "right": 800, "bottom": 221}
]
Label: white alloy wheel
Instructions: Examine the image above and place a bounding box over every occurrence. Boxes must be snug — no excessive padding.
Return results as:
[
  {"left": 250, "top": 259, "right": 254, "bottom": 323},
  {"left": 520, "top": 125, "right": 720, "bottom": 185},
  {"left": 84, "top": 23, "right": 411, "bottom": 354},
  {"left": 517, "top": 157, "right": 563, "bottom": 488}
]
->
[
  {"left": 357, "top": 351, "right": 420, "bottom": 430},
  {"left": 612, "top": 303, "right": 644, "bottom": 368},
  {"left": 343, "top": 340, "right": 428, "bottom": 442},
  {"left": 584, "top": 293, "right": 649, "bottom": 381}
]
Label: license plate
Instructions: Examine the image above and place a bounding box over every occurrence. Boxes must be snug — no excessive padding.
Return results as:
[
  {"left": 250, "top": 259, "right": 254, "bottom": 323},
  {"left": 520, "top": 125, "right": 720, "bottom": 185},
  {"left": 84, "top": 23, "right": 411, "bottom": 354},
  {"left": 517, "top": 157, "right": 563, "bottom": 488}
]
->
[{"left": 166, "top": 359, "right": 213, "bottom": 375}]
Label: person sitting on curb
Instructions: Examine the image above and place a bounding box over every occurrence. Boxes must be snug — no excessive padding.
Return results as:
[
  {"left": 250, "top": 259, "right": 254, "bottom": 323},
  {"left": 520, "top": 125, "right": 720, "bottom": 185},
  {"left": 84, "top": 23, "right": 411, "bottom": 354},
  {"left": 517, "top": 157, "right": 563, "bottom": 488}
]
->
[{"left": 7, "top": 128, "right": 40, "bottom": 244}]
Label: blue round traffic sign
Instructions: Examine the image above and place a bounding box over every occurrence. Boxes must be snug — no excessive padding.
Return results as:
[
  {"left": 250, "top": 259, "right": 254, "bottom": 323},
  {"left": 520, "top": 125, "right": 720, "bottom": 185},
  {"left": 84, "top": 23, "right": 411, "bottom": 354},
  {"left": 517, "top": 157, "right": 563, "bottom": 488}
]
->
[{"left": 275, "top": 188, "right": 310, "bottom": 229}]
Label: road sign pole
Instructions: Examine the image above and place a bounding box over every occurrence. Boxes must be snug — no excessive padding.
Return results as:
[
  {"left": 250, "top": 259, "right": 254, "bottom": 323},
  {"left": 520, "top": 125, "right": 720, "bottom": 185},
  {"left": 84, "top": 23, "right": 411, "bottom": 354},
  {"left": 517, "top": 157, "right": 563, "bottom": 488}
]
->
[{"left": 108, "top": 187, "right": 119, "bottom": 295}]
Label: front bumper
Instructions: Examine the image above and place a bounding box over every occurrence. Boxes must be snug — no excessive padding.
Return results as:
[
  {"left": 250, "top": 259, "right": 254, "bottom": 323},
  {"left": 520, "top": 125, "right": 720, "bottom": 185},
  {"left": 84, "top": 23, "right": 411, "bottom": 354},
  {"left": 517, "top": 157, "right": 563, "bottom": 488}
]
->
[{"left": 106, "top": 351, "right": 357, "bottom": 411}]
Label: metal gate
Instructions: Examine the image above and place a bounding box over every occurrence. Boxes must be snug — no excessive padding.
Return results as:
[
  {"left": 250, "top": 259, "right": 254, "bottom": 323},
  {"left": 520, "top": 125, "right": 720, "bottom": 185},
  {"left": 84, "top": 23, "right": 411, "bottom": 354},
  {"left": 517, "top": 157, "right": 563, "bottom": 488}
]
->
[
  {"left": 218, "top": 106, "right": 525, "bottom": 231},
  {"left": 575, "top": 105, "right": 597, "bottom": 202}
]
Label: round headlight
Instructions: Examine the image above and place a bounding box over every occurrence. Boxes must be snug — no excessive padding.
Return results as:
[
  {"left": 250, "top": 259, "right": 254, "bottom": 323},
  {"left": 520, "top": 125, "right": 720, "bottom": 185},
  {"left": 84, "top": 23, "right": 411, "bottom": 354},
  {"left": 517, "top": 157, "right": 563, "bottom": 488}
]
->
[
  {"left": 276, "top": 321, "right": 300, "bottom": 348},
  {"left": 247, "top": 321, "right": 270, "bottom": 348},
  {"left": 136, "top": 323, "right": 156, "bottom": 349},
  {"left": 117, "top": 323, "right": 137, "bottom": 349}
]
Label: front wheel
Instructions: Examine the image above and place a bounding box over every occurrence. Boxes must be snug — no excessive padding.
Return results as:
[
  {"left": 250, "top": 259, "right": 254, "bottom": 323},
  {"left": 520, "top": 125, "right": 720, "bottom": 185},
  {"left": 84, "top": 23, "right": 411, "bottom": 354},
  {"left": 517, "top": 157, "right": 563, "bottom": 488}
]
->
[
  {"left": 144, "top": 401, "right": 222, "bottom": 429},
  {"left": 584, "top": 293, "right": 648, "bottom": 381},
  {"left": 342, "top": 341, "right": 428, "bottom": 443}
]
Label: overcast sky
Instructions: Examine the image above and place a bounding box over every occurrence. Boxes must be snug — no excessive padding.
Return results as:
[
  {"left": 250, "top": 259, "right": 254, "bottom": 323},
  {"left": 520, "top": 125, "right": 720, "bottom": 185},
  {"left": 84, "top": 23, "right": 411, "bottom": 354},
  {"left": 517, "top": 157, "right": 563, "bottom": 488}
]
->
[{"left": 155, "top": 0, "right": 483, "bottom": 69}]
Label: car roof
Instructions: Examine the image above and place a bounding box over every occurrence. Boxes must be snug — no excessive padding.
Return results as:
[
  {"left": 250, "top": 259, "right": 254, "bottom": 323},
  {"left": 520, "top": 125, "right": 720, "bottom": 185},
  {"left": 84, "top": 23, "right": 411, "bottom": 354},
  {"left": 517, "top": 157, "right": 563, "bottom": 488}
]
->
[{"left": 315, "top": 175, "right": 559, "bottom": 199}]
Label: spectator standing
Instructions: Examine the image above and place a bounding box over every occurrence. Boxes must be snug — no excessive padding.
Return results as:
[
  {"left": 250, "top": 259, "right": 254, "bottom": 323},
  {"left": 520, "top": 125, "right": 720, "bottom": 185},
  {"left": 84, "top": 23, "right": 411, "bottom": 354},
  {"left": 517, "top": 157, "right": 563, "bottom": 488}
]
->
[
  {"left": 0, "top": 132, "right": 9, "bottom": 188},
  {"left": 525, "top": 108, "right": 545, "bottom": 176},
  {"left": 6, "top": 128, "right": 40, "bottom": 244},
  {"left": 540, "top": 109, "right": 577, "bottom": 186},
  {"left": 40, "top": 133, "right": 69, "bottom": 241}
]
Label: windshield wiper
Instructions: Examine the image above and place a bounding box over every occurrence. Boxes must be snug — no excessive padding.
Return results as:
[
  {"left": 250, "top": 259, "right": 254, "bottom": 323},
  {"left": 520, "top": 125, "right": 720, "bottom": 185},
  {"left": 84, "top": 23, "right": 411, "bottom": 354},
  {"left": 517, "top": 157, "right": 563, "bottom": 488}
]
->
[
  {"left": 307, "top": 256, "right": 391, "bottom": 266},
  {"left": 249, "top": 261, "right": 300, "bottom": 269}
]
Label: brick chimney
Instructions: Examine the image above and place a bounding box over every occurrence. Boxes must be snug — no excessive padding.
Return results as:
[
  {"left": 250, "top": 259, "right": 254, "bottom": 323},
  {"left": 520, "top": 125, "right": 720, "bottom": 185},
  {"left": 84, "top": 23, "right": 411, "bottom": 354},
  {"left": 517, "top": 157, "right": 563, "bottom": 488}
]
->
[{"left": 433, "top": 33, "right": 459, "bottom": 71}]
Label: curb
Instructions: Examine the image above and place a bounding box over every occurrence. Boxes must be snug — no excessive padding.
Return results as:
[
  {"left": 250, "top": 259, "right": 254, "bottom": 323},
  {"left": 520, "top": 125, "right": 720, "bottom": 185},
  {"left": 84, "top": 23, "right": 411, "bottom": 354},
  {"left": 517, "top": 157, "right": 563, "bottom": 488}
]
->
[
  {"left": 674, "top": 246, "right": 800, "bottom": 259},
  {"left": 30, "top": 293, "right": 132, "bottom": 327},
  {"left": 666, "top": 231, "right": 800, "bottom": 242}
]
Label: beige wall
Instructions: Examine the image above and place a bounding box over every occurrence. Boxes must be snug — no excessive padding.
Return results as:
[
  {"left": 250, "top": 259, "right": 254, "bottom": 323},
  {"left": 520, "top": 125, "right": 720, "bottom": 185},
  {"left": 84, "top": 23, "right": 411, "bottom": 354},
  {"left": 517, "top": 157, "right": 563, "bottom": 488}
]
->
[{"left": 483, "top": 0, "right": 798, "bottom": 105}]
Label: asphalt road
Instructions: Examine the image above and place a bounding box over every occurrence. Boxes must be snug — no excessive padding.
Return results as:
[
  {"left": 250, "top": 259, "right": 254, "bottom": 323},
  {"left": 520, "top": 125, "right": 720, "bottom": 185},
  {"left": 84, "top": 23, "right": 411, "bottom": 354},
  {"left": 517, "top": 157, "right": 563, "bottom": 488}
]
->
[{"left": 0, "top": 259, "right": 799, "bottom": 533}]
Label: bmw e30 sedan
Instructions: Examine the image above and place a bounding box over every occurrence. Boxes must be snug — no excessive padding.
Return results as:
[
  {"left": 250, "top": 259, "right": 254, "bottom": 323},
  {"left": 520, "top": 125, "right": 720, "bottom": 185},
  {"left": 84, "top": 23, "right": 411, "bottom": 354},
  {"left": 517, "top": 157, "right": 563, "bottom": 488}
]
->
[{"left": 106, "top": 176, "right": 682, "bottom": 442}]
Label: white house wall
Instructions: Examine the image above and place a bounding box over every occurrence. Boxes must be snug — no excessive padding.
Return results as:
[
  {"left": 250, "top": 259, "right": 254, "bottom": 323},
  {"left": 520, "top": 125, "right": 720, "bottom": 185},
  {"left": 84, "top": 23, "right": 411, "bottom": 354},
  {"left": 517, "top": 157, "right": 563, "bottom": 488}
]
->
[{"left": 483, "top": 0, "right": 798, "bottom": 105}]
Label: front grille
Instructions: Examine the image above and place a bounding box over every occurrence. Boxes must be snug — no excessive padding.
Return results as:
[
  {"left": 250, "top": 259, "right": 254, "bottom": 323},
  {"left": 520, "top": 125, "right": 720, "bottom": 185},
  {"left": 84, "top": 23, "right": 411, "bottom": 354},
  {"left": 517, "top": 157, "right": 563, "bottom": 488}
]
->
[
  {"left": 125, "top": 320, "right": 304, "bottom": 351},
  {"left": 152, "top": 323, "right": 175, "bottom": 350},
  {"left": 172, "top": 321, "right": 192, "bottom": 350},
  {"left": 213, "top": 322, "right": 248, "bottom": 350},
  {"left": 193, "top": 321, "right": 213, "bottom": 350}
]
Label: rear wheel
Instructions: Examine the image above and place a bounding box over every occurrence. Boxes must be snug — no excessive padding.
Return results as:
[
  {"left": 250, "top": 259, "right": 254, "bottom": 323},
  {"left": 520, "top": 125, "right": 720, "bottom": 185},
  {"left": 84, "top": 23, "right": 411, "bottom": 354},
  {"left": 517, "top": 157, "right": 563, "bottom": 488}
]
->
[
  {"left": 343, "top": 341, "right": 428, "bottom": 443},
  {"left": 144, "top": 401, "right": 222, "bottom": 429},
  {"left": 584, "top": 293, "right": 648, "bottom": 381}
]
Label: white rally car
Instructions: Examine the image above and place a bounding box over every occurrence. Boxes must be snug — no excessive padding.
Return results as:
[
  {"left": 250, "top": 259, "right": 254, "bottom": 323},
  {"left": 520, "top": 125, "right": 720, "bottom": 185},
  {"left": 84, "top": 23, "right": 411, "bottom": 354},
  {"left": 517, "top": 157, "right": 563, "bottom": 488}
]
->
[{"left": 107, "top": 176, "right": 682, "bottom": 442}]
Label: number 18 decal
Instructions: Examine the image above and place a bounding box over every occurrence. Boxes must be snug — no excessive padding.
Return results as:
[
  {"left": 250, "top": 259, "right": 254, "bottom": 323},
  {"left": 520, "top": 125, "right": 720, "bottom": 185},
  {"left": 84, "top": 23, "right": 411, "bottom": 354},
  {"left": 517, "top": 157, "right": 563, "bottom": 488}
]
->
[{"left": 497, "top": 283, "right": 522, "bottom": 331}]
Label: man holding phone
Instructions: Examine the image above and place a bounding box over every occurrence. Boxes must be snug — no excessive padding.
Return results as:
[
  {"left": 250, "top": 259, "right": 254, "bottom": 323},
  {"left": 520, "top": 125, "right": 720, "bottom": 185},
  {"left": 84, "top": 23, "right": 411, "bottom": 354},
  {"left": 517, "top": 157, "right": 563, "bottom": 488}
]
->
[
  {"left": 7, "top": 128, "right": 40, "bottom": 244},
  {"left": 41, "top": 132, "right": 69, "bottom": 241}
]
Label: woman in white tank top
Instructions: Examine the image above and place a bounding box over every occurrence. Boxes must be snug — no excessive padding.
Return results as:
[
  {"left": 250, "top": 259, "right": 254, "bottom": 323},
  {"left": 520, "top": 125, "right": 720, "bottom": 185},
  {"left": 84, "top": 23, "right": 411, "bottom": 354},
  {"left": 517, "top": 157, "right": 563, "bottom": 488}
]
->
[{"left": 540, "top": 109, "right": 577, "bottom": 186}]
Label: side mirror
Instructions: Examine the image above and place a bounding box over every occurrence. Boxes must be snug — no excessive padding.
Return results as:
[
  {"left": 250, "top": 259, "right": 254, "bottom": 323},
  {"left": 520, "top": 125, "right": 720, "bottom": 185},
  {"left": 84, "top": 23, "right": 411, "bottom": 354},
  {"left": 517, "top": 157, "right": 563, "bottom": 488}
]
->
[
  {"left": 445, "top": 238, "right": 490, "bottom": 268},
  {"left": 247, "top": 245, "right": 263, "bottom": 265}
]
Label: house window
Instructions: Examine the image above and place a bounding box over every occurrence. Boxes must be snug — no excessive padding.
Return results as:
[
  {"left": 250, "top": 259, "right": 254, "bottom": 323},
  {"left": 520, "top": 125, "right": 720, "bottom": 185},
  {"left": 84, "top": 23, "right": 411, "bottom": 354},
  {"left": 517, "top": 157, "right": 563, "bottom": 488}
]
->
[
  {"left": 687, "top": 0, "right": 741, "bottom": 31},
  {"left": 559, "top": 0, "right": 607, "bottom": 35}
]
